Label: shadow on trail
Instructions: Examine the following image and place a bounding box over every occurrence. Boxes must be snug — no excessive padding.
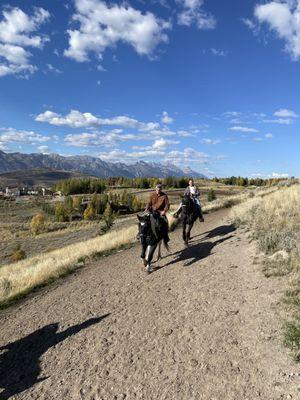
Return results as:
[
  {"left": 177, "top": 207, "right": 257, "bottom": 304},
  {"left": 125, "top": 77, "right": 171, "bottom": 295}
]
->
[
  {"left": 0, "top": 314, "right": 109, "bottom": 400},
  {"left": 192, "top": 224, "right": 236, "bottom": 241},
  {"left": 164, "top": 235, "right": 234, "bottom": 267}
]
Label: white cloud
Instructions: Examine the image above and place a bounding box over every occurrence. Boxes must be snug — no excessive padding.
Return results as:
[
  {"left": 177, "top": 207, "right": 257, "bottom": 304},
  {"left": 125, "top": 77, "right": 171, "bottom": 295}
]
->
[
  {"left": 152, "top": 137, "right": 179, "bottom": 149},
  {"left": 0, "top": 127, "right": 50, "bottom": 145},
  {"left": 254, "top": 1, "right": 300, "bottom": 60},
  {"left": 223, "top": 111, "right": 241, "bottom": 117},
  {"left": 46, "top": 64, "right": 63, "bottom": 74},
  {"left": 161, "top": 111, "right": 173, "bottom": 124},
  {"left": 274, "top": 108, "right": 298, "bottom": 118},
  {"left": 263, "top": 118, "right": 293, "bottom": 125},
  {"left": 97, "top": 149, "right": 165, "bottom": 163},
  {"left": 201, "top": 138, "right": 220, "bottom": 145},
  {"left": 0, "top": 7, "right": 50, "bottom": 77},
  {"left": 36, "top": 109, "right": 159, "bottom": 131},
  {"left": 37, "top": 145, "right": 50, "bottom": 153},
  {"left": 96, "top": 146, "right": 210, "bottom": 167},
  {"left": 265, "top": 133, "right": 273, "bottom": 138},
  {"left": 210, "top": 48, "right": 227, "bottom": 56},
  {"left": 177, "top": 130, "right": 195, "bottom": 137},
  {"left": 177, "top": 0, "right": 216, "bottom": 29},
  {"left": 64, "top": 129, "right": 151, "bottom": 148},
  {"left": 242, "top": 17, "right": 258, "bottom": 32},
  {"left": 64, "top": 0, "right": 170, "bottom": 63},
  {"left": 165, "top": 147, "right": 209, "bottom": 165},
  {"left": 271, "top": 172, "right": 289, "bottom": 178},
  {"left": 229, "top": 126, "right": 259, "bottom": 133}
]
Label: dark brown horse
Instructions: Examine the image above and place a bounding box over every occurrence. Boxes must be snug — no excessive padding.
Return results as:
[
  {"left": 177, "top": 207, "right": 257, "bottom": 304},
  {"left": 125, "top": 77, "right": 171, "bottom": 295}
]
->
[
  {"left": 137, "top": 212, "right": 169, "bottom": 273},
  {"left": 178, "top": 194, "right": 202, "bottom": 246}
]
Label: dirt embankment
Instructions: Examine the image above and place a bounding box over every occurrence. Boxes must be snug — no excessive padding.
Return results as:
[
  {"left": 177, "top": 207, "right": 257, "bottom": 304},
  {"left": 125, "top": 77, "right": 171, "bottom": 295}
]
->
[{"left": 1, "top": 209, "right": 300, "bottom": 399}]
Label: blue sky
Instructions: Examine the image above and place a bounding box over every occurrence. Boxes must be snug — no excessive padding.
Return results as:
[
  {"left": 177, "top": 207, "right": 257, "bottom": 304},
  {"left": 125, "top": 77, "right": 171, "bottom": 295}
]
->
[{"left": 0, "top": 0, "right": 300, "bottom": 178}]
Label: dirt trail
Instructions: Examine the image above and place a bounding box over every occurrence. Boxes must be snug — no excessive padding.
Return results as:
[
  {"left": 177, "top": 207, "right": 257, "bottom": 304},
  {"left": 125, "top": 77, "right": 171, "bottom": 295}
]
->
[{"left": 1, "top": 209, "right": 300, "bottom": 400}]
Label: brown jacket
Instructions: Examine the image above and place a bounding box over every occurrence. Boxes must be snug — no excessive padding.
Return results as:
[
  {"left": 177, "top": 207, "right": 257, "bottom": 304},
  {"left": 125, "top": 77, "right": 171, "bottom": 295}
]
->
[{"left": 146, "top": 191, "right": 170, "bottom": 213}]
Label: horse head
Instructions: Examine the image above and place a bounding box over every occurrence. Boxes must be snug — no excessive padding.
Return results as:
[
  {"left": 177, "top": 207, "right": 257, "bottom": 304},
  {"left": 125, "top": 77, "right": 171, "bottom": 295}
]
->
[
  {"left": 181, "top": 193, "right": 193, "bottom": 208},
  {"left": 137, "top": 212, "right": 151, "bottom": 242}
]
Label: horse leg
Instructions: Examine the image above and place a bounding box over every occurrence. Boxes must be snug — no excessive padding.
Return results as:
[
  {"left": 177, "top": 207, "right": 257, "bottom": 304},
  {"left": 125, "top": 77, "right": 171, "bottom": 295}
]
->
[
  {"left": 141, "top": 243, "right": 147, "bottom": 267},
  {"left": 145, "top": 244, "right": 157, "bottom": 273},
  {"left": 156, "top": 240, "right": 162, "bottom": 261},
  {"left": 182, "top": 221, "right": 189, "bottom": 246},
  {"left": 187, "top": 222, "right": 193, "bottom": 241}
]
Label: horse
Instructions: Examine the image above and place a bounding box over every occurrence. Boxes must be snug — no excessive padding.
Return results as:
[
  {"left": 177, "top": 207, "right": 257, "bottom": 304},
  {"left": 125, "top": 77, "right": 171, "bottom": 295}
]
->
[
  {"left": 178, "top": 194, "right": 202, "bottom": 246},
  {"left": 137, "top": 212, "right": 169, "bottom": 273}
]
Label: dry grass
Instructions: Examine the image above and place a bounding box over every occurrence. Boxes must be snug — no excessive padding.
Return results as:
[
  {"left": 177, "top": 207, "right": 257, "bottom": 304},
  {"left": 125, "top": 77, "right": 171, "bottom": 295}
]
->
[
  {"left": 203, "top": 186, "right": 278, "bottom": 214},
  {"left": 231, "top": 184, "right": 300, "bottom": 358},
  {"left": 0, "top": 225, "right": 137, "bottom": 306}
]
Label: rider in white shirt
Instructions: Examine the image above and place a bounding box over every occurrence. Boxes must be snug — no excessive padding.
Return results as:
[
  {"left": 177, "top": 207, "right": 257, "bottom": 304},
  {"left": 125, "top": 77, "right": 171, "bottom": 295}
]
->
[{"left": 174, "top": 179, "right": 204, "bottom": 222}]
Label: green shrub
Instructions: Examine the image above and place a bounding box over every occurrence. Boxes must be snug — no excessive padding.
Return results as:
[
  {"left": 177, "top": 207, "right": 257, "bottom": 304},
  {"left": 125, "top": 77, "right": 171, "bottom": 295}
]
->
[
  {"left": 101, "top": 203, "right": 114, "bottom": 233},
  {"left": 207, "top": 189, "right": 216, "bottom": 202}
]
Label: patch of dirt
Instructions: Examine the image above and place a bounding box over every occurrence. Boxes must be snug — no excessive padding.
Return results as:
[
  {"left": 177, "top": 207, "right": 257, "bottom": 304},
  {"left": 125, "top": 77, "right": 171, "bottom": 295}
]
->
[{"left": 1, "top": 209, "right": 300, "bottom": 399}]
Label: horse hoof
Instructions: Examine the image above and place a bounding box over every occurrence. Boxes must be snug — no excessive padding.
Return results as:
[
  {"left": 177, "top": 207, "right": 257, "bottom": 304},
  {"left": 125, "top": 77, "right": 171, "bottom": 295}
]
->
[{"left": 146, "top": 265, "right": 152, "bottom": 273}]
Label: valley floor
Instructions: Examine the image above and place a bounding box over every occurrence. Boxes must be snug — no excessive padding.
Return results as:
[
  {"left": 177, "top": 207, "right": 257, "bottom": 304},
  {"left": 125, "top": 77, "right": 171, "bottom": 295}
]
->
[{"left": 1, "top": 209, "right": 299, "bottom": 399}]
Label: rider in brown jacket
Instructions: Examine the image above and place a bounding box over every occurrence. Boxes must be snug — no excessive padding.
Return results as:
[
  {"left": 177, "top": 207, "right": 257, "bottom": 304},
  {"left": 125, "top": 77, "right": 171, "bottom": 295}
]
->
[{"left": 146, "top": 183, "right": 170, "bottom": 244}]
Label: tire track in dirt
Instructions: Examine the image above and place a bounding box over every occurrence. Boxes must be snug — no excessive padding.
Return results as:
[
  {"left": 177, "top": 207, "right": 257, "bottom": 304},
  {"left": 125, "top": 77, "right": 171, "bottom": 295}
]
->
[{"left": 1, "top": 209, "right": 300, "bottom": 399}]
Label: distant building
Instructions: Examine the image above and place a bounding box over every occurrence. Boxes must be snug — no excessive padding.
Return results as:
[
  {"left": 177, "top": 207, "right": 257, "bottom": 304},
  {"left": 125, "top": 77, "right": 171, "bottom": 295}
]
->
[{"left": 5, "top": 187, "right": 20, "bottom": 197}]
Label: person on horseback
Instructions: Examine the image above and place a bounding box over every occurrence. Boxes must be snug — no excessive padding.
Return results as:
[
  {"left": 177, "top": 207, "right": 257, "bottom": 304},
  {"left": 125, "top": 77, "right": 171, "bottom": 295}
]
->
[
  {"left": 174, "top": 179, "right": 204, "bottom": 222},
  {"left": 145, "top": 183, "right": 170, "bottom": 246}
]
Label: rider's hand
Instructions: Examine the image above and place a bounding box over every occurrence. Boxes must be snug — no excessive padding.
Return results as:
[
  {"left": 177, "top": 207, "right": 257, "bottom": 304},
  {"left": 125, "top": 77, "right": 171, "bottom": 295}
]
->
[{"left": 160, "top": 211, "right": 166, "bottom": 216}]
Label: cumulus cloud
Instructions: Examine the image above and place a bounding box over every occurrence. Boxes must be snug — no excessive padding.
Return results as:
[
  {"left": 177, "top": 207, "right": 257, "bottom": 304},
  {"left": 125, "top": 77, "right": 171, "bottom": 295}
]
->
[
  {"left": 0, "top": 127, "right": 50, "bottom": 146},
  {"left": 165, "top": 147, "right": 209, "bottom": 165},
  {"left": 265, "top": 133, "right": 273, "bottom": 138},
  {"left": 274, "top": 108, "right": 298, "bottom": 118},
  {"left": 64, "top": 0, "right": 170, "bottom": 62},
  {"left": 201, "top": 138, "right": 220, "bottom": 145},
  {"left": 64, "top": 129, "right": 152, "bottom": 148},
  {"left": 254, "top": 0, "right": 300, "bottom": 60},
  {"left": 46, "top": 64, "right": 63, "bottom": 74},
  {"left": 210, "top": 48, "right": 227, "bottom": 56},
  {"left": 152, "top": 137, "right": 179, "bottom": 149},
  {"left": 97, "top": 149, "right": 166, "bottom": 163},
  {"left": 36, "top": 109, "right": 159, "bottom": 131},
  {"left": 96, "top": 146, "right": 210, "bottom": 166},
  {"left": 271, "top": 172, "right": 289, "bottom": 178},
  {"left": 37, "top": 145, "right": 50, "bottom": 153},
  {"left": 177, "top": 0, "right": 216, "bottom": 29},
  {"left": 0, "top": 7, "right": 50, "bottom": 77},
  {"left": 161, "top": 111, "right": 173, "bottom": 124},
  {"left": 263, "top": 117, "right": 293, "bottom": 125},
  {"left": 229, "top": 126, "right": 259, "bottom": 133}
]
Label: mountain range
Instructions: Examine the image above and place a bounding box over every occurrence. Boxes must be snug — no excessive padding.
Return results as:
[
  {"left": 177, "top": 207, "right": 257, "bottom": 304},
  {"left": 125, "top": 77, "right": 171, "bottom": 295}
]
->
[{"left": 0, "top": 150, "right": 206, "bottom": 179}]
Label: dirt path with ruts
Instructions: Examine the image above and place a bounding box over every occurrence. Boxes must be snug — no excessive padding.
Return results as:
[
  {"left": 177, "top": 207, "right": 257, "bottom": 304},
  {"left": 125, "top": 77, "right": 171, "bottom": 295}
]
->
[{"left": 1, "top": 209, "right": 300, "bottom": 400}]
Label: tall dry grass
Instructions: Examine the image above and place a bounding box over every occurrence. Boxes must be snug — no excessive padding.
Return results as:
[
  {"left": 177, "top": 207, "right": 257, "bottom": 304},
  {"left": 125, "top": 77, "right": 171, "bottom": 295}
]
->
[
  {"left": 0, "top": 225, "right": 137, "bottom": 306},
  {"left": 231, "top": 184, "right": 300, "bottom": 358}
]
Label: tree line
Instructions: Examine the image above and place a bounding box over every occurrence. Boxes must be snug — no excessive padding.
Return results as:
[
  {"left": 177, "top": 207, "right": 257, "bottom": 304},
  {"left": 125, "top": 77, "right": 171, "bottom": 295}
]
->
[
  {"left": 42, "top": 191, "right": 144, "bottom": 222},
  {"left": 54, "top": 176, "right": 191, "bottom": 194},
  {"left": 212, "top": 176, "right": 289, "bottom": 187}
]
